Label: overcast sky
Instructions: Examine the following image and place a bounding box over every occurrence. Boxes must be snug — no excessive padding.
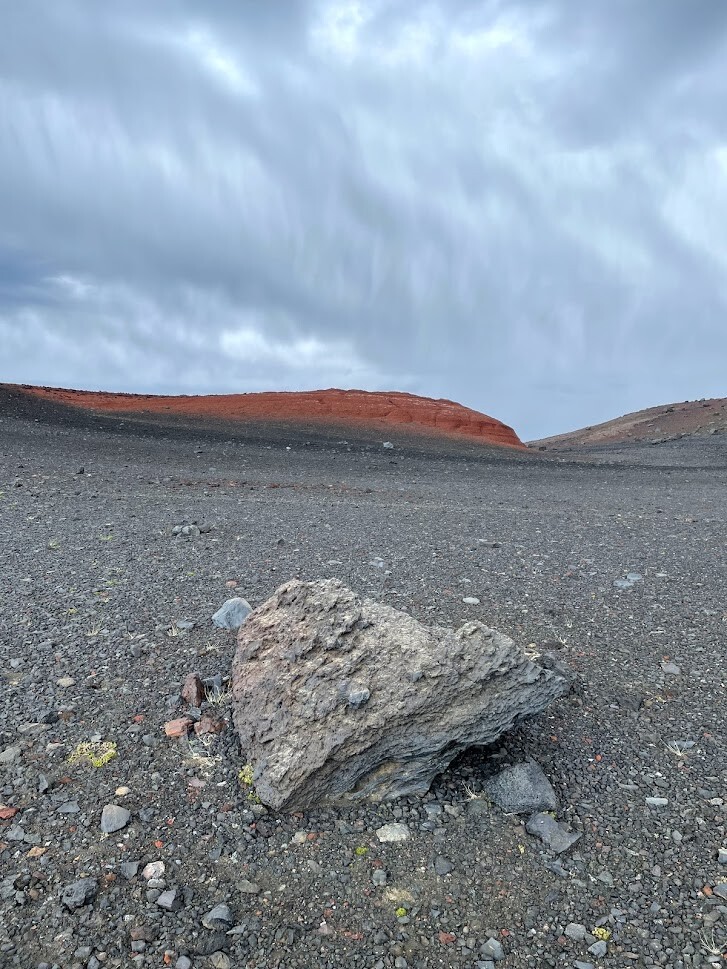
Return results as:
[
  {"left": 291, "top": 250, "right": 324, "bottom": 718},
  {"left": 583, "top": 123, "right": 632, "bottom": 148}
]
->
[{"left": 1, "top": 1, "right": 726, "bottom": 439}]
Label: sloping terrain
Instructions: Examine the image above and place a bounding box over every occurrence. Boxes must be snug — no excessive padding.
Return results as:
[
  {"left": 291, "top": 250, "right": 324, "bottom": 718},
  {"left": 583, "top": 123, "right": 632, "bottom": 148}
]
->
[
  {"left": 530, "top": 397, "right": 727, "bottom": 449},
  {"left": 3, "top": 384, "right": 525, "bottom": 451},
  {"left": 0, "top": 393, "right": 725, "bottom": 968}
]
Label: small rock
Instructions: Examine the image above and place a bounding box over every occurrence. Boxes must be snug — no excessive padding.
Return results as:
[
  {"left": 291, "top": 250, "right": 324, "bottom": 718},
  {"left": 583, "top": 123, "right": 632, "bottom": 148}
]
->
[
  {"left": 375, "top": 822, "right": 410, "bottom": 843},
  {"left": 238, "top": 879, "right": 260, "bottom": 894},
  {"left": 212, "top": 597, "right": 252, "bottom": 630},
  {"left": 142, "top": 861, "right": 165, "bottom": 880},
  {"left": 661, "top": 660, "right": 681, "bottom": 675},
  {"left": 115, "top": 786, "right": 131, "bottom": 797},
  {"left": 117, "top": 862, "right": 139, "bottom": 880},
  {"left": 202, "top": 902, "right": 234, "bottom": 930},
  {"left": 525, "top": 813, "right": 581, "bottom": 853},
  {"left": 156, "top": 889, "right": 182, "bottom": 911},
  {"left": 463, "top": 597, "right": 480, "bottom": 605},
  {"left": 209, "top": 955, "right": 231, "bottom": 969},
  {"left": 713, "top": 882, "right": 727, "bottom": 901},
  {"left": 565, "top": 922, "right": 587, "bottom": 941},
  {"left": 574, "top": 963, "right": 595, "bottom": 969},
  {"left": 434, "top": 856, "right": 453, "bottom": 876},
  {"left": 718, "top": 848, "right": 727, "bottom": 865},
  {"left": 383, "top": 442, "right": 395, "bottom": 449},
  {"left": 0, "top": 746, "right": 21, "bottom": 764},
  {"left": 645, "top": 797, "right": 669, "bottom": 809},
  {"left": 485, "top": 760, "right": 557, "bottom": 814},
  {"left": 56, "top": 676, "right": 76, "bottom": 688},
  {"left": 176, "top": 959, "right": 192, "bottom": 969},
  {"left": 164, "top": 717, "right": 193, "bottom": 738},
  {"left": 372, "top": 869, "right": 387, "bottom": 886},
  {"left": 100, "top": 804, "right": 131, "bottom": 834},
  {"left": 61, "top": 878, "right": 98, "bottom": 910},
  {"left": 481, "top": 937, "right": 504, "bottom": 961},
  {"left": 181, "top": 673, "right": 205, "bottom": 707},
  {"left": 194, "top": 715, "right": 225, "bottom": 736},
  {"left": 588, "top": 940, "right": 608, "bottom": 958}
]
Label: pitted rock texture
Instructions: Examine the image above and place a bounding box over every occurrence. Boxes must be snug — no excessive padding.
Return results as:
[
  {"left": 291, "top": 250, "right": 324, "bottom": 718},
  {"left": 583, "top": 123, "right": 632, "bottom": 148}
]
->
[{"left": 231, "top": 578, "right": 568, "bottom": 811}]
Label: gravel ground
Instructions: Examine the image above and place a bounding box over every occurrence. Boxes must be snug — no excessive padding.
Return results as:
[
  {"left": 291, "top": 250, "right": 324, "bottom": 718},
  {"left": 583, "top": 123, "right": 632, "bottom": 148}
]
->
[{"left": 1, "top": 396, "right": 725, "bottom": 969}]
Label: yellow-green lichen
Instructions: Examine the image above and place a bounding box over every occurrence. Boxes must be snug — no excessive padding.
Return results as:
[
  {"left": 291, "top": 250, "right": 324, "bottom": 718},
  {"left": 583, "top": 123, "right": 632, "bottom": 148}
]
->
[
  {"left": 355, "top": 846, "right": 368, "bottom": 857},
  {"left": 68, "top": 741, "right": 117, "bottom": 768},
  {"left": 238, "top": 764, "right": 261, "bottom": 803}
]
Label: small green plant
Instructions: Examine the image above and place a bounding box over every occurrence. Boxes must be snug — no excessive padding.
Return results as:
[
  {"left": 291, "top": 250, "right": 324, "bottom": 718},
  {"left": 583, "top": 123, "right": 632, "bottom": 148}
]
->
[
  {"left": 68, "top": 741, "right": 117, "bottom": 768},
  {"left": 395, "top": 907, "right": 407, "bottom": 918},
  {"left": 354, "top": 846, "right": 368, "bottom": 857},
  {"left": 592, "top": 927, "right": 611, "bottom": 942},
  {"left": 238, "top": 764, "right": 261, "bottom": 803}
]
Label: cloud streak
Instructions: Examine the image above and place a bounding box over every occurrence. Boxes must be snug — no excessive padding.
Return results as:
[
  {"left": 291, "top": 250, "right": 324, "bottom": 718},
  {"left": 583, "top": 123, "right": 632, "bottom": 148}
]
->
[{"left": 1, "top": 0, "right": 726, "bottom": 438}]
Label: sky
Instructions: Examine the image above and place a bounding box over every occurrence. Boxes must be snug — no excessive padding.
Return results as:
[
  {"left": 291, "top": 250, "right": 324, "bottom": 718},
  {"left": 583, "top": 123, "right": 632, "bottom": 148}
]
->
[{"left": 1, "top": 1, "right": 726, "bottom": 440}]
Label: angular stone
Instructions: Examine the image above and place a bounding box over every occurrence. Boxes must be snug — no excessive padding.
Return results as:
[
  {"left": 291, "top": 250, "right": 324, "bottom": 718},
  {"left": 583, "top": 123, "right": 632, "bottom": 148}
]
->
[
  {"left": 484, "top": 760, "right": 557, "bottom": 814},
  {"left": 231, "top": 579, "right": 568, "bottom": 810},
  {"left": 100, "top": 804, "right": 131, "bottom": 833},
  {"left": 481, "top": 937, "right": 504, "bottom": 961},
  {"left": 164, "top": 717, "right": 193, "bottom": 738},
  {"left": 213, "top": 597, "right": 252, "bottom": 630},
  {"left": 156, "top": 889, "right": 182, "bottom": 911},
  {"left": 202, "top": 902, "right": 234, "bottom": 930},
  {"left": 376, "top": 823, "right": 410, "bottom": 843},
  {"left": 525, "top": 812, "right": 581, "bottom": 853},
  {"left": 565, "top": 922, "right": 587, "bottom": 942},
  {"left": 181, "top": 673, "right": 205, "bottom": 707},
  {"left": 61, "top": 878, "right": 98, "bottom": 910}
]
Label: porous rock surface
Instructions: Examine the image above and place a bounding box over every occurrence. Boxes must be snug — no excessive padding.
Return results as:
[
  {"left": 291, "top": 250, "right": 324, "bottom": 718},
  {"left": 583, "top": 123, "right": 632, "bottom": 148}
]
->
[{"left": 231, "top": 578, "right": 569, "bottom": 811}]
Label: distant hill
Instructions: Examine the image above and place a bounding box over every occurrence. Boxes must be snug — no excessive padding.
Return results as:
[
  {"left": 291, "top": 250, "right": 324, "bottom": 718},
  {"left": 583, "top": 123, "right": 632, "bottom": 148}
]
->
[
  {"left": 1, "top": 384, "right": 526, "bottom": 450},
  {"left": 529, "top": 397, "right": 726, "bottom": 450}
]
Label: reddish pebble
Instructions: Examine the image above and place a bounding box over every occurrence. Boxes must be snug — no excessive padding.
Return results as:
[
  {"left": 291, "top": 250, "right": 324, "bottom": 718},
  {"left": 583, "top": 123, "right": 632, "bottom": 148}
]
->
[{"left": 164, "top": 717, "right": 192, "bottom": 738}]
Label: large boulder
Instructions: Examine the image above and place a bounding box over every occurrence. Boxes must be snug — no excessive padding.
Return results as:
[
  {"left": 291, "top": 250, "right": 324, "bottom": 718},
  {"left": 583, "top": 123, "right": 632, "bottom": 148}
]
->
[{"left": 231, "top": 579, "right": 569, "bottom": 811}]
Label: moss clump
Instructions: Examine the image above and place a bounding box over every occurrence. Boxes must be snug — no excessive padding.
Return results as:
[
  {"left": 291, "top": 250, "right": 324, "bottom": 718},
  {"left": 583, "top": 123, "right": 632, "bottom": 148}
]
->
[
  {"left": 592, "top": 927, "right": 611, "bottom": 941},
  {"left": 354, "top": 846, "right": 368, "bottom": 857},
  {"left": 395, "top": 907, "right": 407, "bottom": 918},
  {"left": 238, "top": 764, "right": 261, "bottom": 803},
  {"left": 68, "top": 741, "right": 117, "bottom": 768}
]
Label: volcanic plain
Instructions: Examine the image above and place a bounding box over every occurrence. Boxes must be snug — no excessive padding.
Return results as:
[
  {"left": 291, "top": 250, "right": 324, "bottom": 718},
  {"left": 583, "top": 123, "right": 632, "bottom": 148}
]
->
[{"left": 0, "top": 385, "right": 725, "bottom": 969}]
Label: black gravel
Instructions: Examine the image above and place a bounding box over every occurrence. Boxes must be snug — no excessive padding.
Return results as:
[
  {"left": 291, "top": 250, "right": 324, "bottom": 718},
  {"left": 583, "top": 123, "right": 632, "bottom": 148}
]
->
[{"left": 1, "top": 394, "right": 725, "bottom": 969}]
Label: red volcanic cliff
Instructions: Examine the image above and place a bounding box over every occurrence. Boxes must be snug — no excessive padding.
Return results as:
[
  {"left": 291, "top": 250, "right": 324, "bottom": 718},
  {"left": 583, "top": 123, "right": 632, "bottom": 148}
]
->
[{"left": 13, "top": 386, "right": 525, "bottom": 449}]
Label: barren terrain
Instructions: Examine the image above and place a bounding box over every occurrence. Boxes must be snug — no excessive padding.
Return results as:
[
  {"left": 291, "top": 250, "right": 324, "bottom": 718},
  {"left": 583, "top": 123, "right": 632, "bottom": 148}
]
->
[{"left": 1, "top": 386, "right": 725, "bottom": 969}]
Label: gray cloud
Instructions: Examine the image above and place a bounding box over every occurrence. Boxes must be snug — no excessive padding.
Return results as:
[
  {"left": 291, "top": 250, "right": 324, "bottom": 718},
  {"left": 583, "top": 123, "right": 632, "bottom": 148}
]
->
[{"left": 1, "top": 0, "right": 726, "bottom": 439}]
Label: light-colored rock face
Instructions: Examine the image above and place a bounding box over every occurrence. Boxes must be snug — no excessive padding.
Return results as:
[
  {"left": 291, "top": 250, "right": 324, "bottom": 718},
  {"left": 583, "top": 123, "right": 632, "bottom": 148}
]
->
[{"left": 231, "top": 579, "right": 569, "bottom": 812}]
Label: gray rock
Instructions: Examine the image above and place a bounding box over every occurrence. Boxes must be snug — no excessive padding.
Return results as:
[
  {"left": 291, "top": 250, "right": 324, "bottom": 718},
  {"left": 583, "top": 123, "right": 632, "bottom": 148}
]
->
[
  {"left": 176, "top": 959, "right": 192, "bottom": 969},
  {"left": 525, "top": 813, "right": 581, "bottom": 853},
  {"left": 61, "top": 878, "right": 98, "bottom": 910},
  {"left": 588, "top": 940, "right": 608, "bottom": 957},
  {"left": 484, "top": 760, "right": 557, "bottom": 814},
  {"left": 117, "top": 862, "right": 139, "bottom": 880},
  {"left": 661, "top": 660, "right": 681, "bottom": 675},
  {"left": 212, "top": 597, "right": 252, "bottom": 630},
  {"left": 231, "top": 579, "right": 569, "bottom": 810},
  {"left": 574, "top": 963, "right": 595, "bottom": 969},
  {"left": 100, "top": 804, "right": 131, "bottom": 833},
  {"left": 481, "top": 937, "right": 504, "bottom": 960},
  {"left": 156, "top": 889, "right": 182, "bottom": 911},
  {"left": 645, "top": 797, "right": 669, "bottom": 809},
  {"left": 434, "top": 856, "right": 453, "bottom": 876},
  {"left": 376, "top": 822, "right": 410, "bottom": 843},
  {"left": 0, "top": 746, "right": 21, "bottom": 764},
  {"left": 238, "top": 879, "right": 260, "bottom": 894},
  {"left": 713, "top": 882, "right": 727, "bottom": 901},
  {"left": 718, "top": 848, "right": 727, "bottom": 865},
  {"left": 202, "top": 903, "right": 234, "bottom": 930},
  {"left": 565, "top": 922, "right": 587, "bottom": 941},
  {"left": 372, "top": 869, "right": 387, "bottom": 886}
]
